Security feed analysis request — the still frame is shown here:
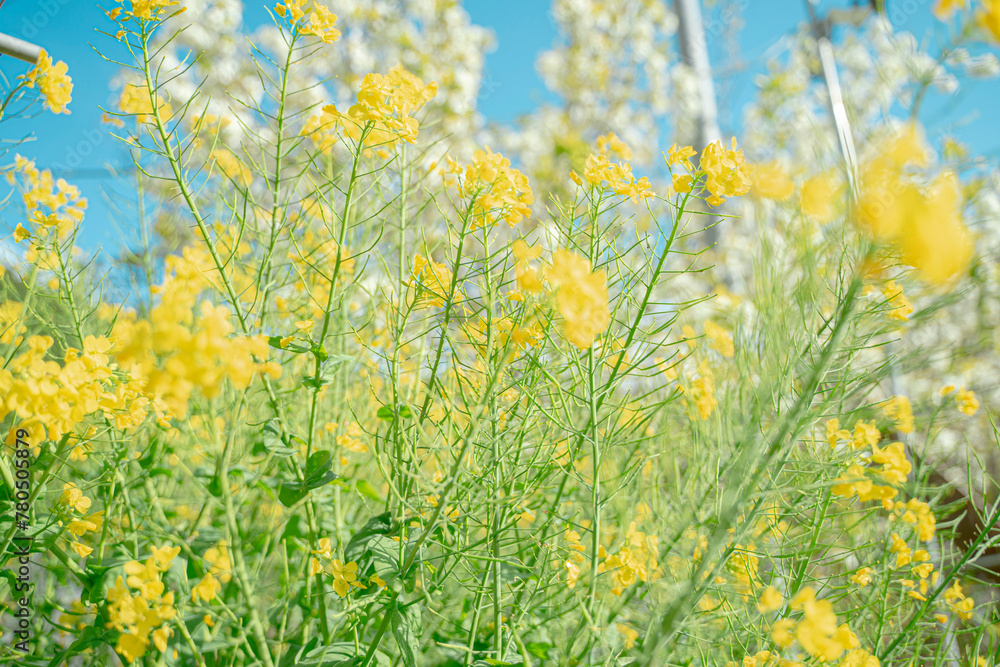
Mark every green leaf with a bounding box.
[33,446,56,470]
[304,451,337,490]
[301,375,325,390]
[376,404,414,421]
[279,641,390,667]
[356,479,382,502]
[281,514,307,541]
[302,359,346,390]
[81,558,132,605]
[367,534,400,583]
[391,603,422,667]
[269,335,308,353]
[261,420,298,458]
[47,626,108,667]
[306,451,331,475]
[196,638,240,652]
[278,482,308,507]
[261,419,284,449]
[525,643,551,660]
[344,512,393,562]
[163,555,189,591]
[290,643,355,666]
[323,353,356,367]
[277,451,338,506]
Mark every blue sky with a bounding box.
[1,0,998,255]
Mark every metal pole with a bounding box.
[805,2,860,201]
[0,32,42,64]
[674,0,722,154]
[805,3,959,665]
[674,0,723,245]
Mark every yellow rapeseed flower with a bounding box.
[955,388,979,415]
[752,160,794,201]
[329,559,364,597]
[699,137,752,206]
[857,126,971,285]
[23,49,73,115]
[119,0,180,20]
[547,249,610,349]
[976,0,1000,41]
[446,147,534,228]
[799,171,841,222]
[322,66,437,148]
[191,573,221,603]
[756,586,783,613]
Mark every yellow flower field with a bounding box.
[1,1,999,665]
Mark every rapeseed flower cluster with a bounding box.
[300,111,340,154]
[6,155,87,241]
[880,280,913,322]
[4,2,995,665]
[596,132,632,159]
[118,83,173,125]
[275,1,341,43]
[203,541,232,584]
[752,160,795,202]
[310,538,368,596]
[445,146,534,229]
[111,250,280,419]
[888,498,937,542]
[576,151,654,203]
[943,581,976,621]
[20,49,73,115]
[681,369,717,421]
[976,0,1000,41]
[323,66,437,148]
[191,572,222,603]
[943,385,981,415]
[598,522,661,596]
[666,138,752,207]
[831,440,911,507]
[211,148,252,187]
[511,239,544,298]
[114,0,180,21]
[880,394,914,433]
[699,137,753,207]
[58,483,104,557]
[725,544,761,597]
[856,125,972,285]
[0,300,25,345]
[562,529,587,589]
[779,587,863,662]
[799,171,842,222]
[0,335,150,444]
[411,253,460,308]
[106,545,181,663]
[546,248,610,349]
